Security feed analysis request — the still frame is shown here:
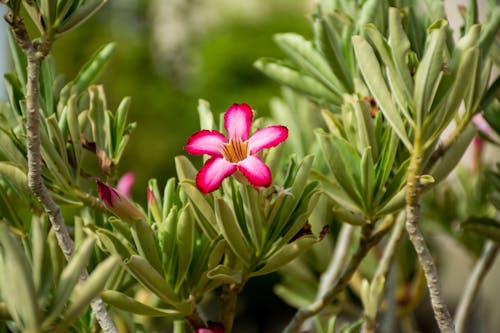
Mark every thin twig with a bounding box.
[302,224,355,331]
[454,241,499,333]
[221,283,241,333]
[5,12,117,333]
[405,134,454,333]
[362,213,406,333]
[283,223,390,333]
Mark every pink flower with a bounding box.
[117,171,135,198]
[185,103,288,193]
[97,179,146,223]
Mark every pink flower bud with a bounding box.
[117,171,136,198]
[97,179,146,223]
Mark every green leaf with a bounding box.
[207,265,243,284]
[430,123,476,183]
[180,182,218,239]
[0,224,40,332]
[251,236,317,277]
[56,0,110,36]
[478,7,500,59]
[130,219,163,275]
[198,99,214,130]
[72,42,116,94]
[275,33,347,94]
[461,217,500,243]
[0,162,29,195]
[175,156,198,182]
[316,130,360,204]
[413,25,446,128]
[316,15,353,92]
[175,207,194,290]
[101,290,182,317]
[352,36,411,149]
[254,58,342,107]
[360,147,374,212]
[66,95,82,178]
[388,8,414,94]
[125,255,179,305]
[215,198,251,264]
[95,228,134,259]
[45,237,97,327]
[56,256,119,333]
[424,47,480,145]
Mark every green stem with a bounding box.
[454,241,499,333]
[221,283,241,333]
[5,11,117,333]
[283,223,389,333]
[405,134,454,333]
[362,213,406,333]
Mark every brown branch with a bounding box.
[405,134,454,333]
[283,223,389,333]
[5,11,117,333]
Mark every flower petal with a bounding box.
[117,171,135,198]
[185,130,226,156]
[224,103,253,140]
[237,155,272,188]
[248,125,288,154]
[196,157,237,193]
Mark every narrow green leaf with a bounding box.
[179,182,218,239]
[317,15,353,92]
[275,33,347,93]
[125,255,179,305]
[425,47,480,146]
[352,36,411,149]
[56,0,109,36]
[413,26,446,128]
[254,58,342,107]
[95,228,134,259]
[478,7,500,59]
[162,178,177,220]
[316,130,360,204]
[101,290,182,317]
[388,8,414,93]
[215,198,251,264]
[66,95,82,178]
[207,265,243,284]
[360,147,374,212]
[45,237,97,326]
[0,162,29,195]
[0,224,40,332]
[72,42,116,94]
[251,236,317,277]
[175,156,198,182]
[198,99,214,130]
[461,217,500,243]
[430,123,476,183]
[364,24,414,122]
[130,219,163,275]
[175,207,194,290]
[56,256,119,333]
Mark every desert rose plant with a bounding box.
[0,0,498,333]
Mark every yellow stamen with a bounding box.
[221,138,248,163]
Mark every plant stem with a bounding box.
[283,223,389,333]
[405,134,454,333]
[301,224,354,331]
[454,241,499,333]
[362,214,406,333]
[5,12,117,333]
[221,283,241,333]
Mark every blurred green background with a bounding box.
[50,0,311,203]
